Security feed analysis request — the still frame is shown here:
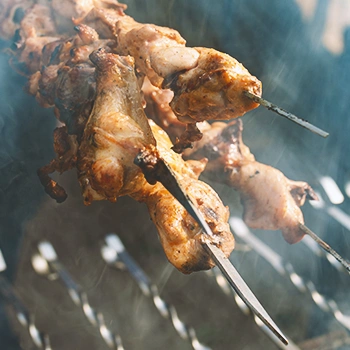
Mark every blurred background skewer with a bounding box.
[229,217,350,331]
[31,242,124,350]
[101,234,211,350]
[0,249,51,350]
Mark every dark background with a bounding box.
[1,0,350,349]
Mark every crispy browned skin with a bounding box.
[37,126,78,203]
[134,122,234,274]
[77,49,156,204]
[76,50,234,273]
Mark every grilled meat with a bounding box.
[185,119,318,244]
[77,49,234,273]
[1,0,314,269]
[142,81,318,243]
[77,49,156,204]
[5,0,262,151]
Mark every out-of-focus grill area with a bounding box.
[1,0,350,349]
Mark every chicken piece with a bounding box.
[134,122,235,274]
[169,48,261,123]
[76,4,262,150]
[76,49,234,273]
[115,16,198,87]
[77,49,156,204]
[184,119,318,244]
[233,162,317,243]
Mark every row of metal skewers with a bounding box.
[1,195,349,350]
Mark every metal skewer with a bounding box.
[244,91,329,138]
[229,217,350,331]
[207,268,301,350]
[134,153,289,346]
[299,223,350,273]
[31,242,124,350]
[101,234,211,350]
[0,249,52,350]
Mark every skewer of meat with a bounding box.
[0,1,340,344]
[77,48,235,274]
[0,1,235,273]
[142,79,315,243]
[69,49,285,340]
[5,0,323,155]
[0,0,339,268]
[142,80,350,271]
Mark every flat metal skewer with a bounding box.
[299,223,350,273]
[134,153,289,346]
[244,91,329,138]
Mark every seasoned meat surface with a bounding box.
[185,119,318,243]
[76,49,234,273]
[135,122,235,273]
[77,49,155,204]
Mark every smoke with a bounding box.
[0,1,350,349]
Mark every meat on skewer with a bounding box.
[143,80,318,244]
[0,0,333,266]
[185,119,318,244]
[77,1,262,151]
[77,49,235,273]
[4,0,262,152]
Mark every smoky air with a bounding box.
[0,1,350,349]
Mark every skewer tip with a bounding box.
[299,223,350,274]
[244,91,329,138]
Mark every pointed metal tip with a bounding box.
[244,91,329,138]
[300,223,350,273]
[204,242,289,346]
[135,154,289,346]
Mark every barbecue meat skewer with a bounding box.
[185,120,318,244]
[0,0,337,265]
[2,3,236,274]
[144,83,350,271]
[77,49,235,273]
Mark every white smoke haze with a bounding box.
[0,0,350,349]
